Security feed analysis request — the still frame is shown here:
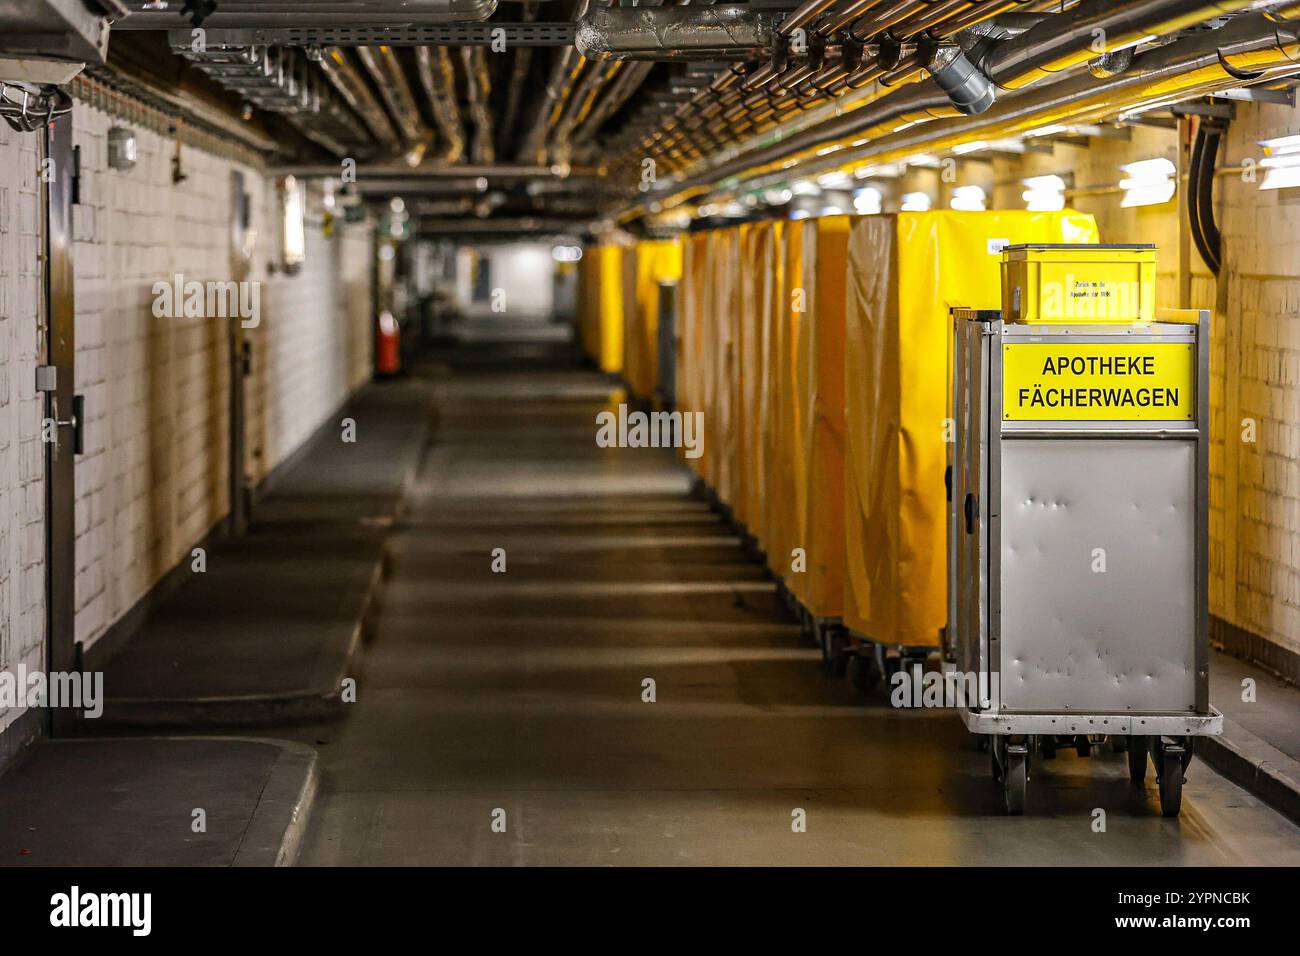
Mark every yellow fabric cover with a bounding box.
[624,239,683,401]
[843,209,1099,647]
[791,215,851,617]
[757,221,785,555]
[679,233,710,475]
[577,245,626,374]
[771,220,804,578]
[735,223,761,529]
[715,228,742,507]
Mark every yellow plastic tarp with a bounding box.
[624,239,683,401]
[843,210,1099,647]
[711,228,741,508]
[735,223,762,529]
[791,215,851,618]
[678,232,710,476]
[577,245,626,374]
[757,220,785,555]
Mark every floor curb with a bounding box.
[1200,717,1300,825]
[94,388,435,729]
[231,739,320,867]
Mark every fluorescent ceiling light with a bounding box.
[816,171,853,189]
[949,184,987,211]
[900,191,932,212]
[853,186,882,215]
[1119,157,1176,207]
[1259,133,1300,191]
[1022,174,1067,211]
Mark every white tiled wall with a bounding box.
[0,99,375,744]
[0,123,47,740]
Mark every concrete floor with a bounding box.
[293,346,1300,866]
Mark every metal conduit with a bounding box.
[415,45,465,163]
[461,46,496,164]
[318,47,400,149]
[656,12,1300,209]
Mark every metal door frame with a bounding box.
[42,110,78,736]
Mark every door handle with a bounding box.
[51,395,84,457]
[963,492,978,535]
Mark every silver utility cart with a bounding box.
[950,290,1221,816]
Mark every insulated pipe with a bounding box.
[415,45,465,163]
[355,45,431,151]
[318,47,399,148]
[980,0,1261,89]
[575,5,777,60]
[517,0,591,163]
[573,60,656,148]
[779,0,843,36]
[550,59,625,164]
[461,46,495,164]
[659,13,1300,207]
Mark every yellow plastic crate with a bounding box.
[1001,243,1156,324]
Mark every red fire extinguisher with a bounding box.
[377,310,401,375]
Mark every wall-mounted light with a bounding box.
[1022,174,1067,211]
[853,186,882,215]
[900,191,932,212]
[107,126,137,171]
[552,245,583,263]
[950,185,987,211]
[280,175,306,274]
[1118,157,1176,207]
[1259,133,1300,191]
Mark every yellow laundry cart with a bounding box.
[578,244,626,375]
[840,210,1099,680]
[788,216,852,668]
[624,239,683,403]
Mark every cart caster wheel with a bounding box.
[849,653,881,693]
[976,734,990,753]
[820,627,848,678]
[990,747,1002,782]
[1154,739,1186,817]
[1110,735,1129,754]
[1040,737,1057,760]
[1127,736,1149,785]
[1075,736,1092,758]
[1003,749,1027,815]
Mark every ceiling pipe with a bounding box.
[632,0,1288,184]
[415,45,465,163]
[575,5,777,60]
[318,47,400,148]
[980,0,1262,89]
[355,45,434,163]
[549,58,625,165]
[655,11,1300,210]
[497,1,541,159]
[517,0,592,163]
[461,46,495,164]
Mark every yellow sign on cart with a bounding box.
[1002,342,1195,421]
